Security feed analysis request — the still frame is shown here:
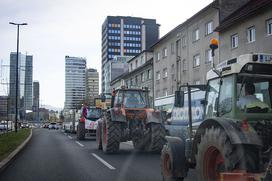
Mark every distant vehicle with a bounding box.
[48,122,58,129]
[63,121,78,133]
[21,123,30,128]
[0,121,12,131]
[77,107,102,140]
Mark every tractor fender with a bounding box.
[145,110,164,124]
[108,108,126,122]
[192,118,262,162]
[164,136,188,178]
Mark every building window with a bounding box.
[162,47,167,58]
[231,34,238,49]
[171,43,175,54]
[141,56,144,65]
[135,76,138,85]
[163,88,168,96]
[163,68,168,78]
[156,71,161,80]
[205,21,213,35]
[147,69,151,80]
[135,60,138,68]
[182,59,187,71]
[193,54,200,67]
[141,73,145,82]
[205,49,212,63]
[156,52,161,61]
[182,36,186,48]
[193,28,200,42]
[195,80,201,85]
[155,90,160,98]
[247,26,256,43]
[267,19,272,35]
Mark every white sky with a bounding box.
[0,0,213,108]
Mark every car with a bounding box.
[21,123,30,128]
[48,122,59,129]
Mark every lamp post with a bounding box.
[9,22,27,133]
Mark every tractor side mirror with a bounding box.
[174,91,184,107]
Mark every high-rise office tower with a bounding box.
[65,56,86,110]
[86,68,99,105]
[9,52,33,119]
[33,81,39,122]
[24,55,33,110]
[101,16,160,93]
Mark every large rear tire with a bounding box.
[196,127,260,181]
[161,138,186,181]
[146,123,166,152]
[101,113,121,153]
[77,121,85,140]
[96,121,102,150]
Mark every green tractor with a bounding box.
[161,40,272,180]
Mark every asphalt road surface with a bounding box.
[0,128,196,181]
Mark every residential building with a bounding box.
[24,55,33,110]
[152,1,219,111]
[86,68,99,105]
[103,56,133,93]
[111,50,154,105]
[101,16,160,93]
[216,0,272,61]
[64,56,86,110]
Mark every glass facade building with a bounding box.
[101,16,159,93]
[64,56,86,110]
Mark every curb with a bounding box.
[0,129,33,173]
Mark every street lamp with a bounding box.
[9,22,28,133]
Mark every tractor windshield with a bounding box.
[87,108,102,119]
[123,90,149,108]
[237,74,272,112]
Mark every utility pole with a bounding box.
[9,22,28,133]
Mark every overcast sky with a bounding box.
[0,0,213,108]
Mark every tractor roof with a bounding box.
[207,53,272,80]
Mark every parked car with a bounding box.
[21,123,30,128]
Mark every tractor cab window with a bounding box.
[205,78,220,117]
[123,90,148,108]
[218,76,233,116]
[87,108,102,119]
[114,91,123,107]
[237,75,272,112]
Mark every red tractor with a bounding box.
[96,87,166,153]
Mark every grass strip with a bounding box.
[0,129,31,162]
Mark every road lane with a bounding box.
[0,128,197,181]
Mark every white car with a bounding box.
[48,122,59,129]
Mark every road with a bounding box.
[0,128,196,181]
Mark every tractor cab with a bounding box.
[205,54,272,120]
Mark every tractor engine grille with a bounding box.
[125,110,147,121]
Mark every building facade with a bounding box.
[24,55,33,110]
[0,96,8,120]
[65,56,86,110]
[33,81,39,122]
[86,68,99,105]
[152,1,219,111]
[9,52,33,119]
[111,51,154,105]
[103,56,133,93]
[101,16,160,93]
[216,0,272,61]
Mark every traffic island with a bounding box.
[0,128,32,172]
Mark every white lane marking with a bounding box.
[75,141,84,147]
[91,153,116,170]
[68,135,73,139]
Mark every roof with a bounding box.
[127,50,153,63]
[150,1,217,49]
[215,0,272,32]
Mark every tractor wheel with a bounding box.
[96,121,102,150]
[196,127,260,181]
[161,141,185,181]
[101,113,121,153]
[77,121,85,140]
[146,123,166,152]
